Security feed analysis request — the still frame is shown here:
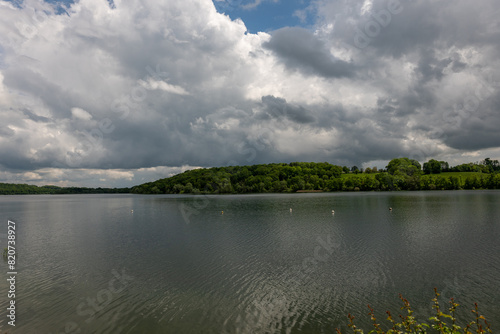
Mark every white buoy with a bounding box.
[131,210,134,213]
[389,207,392,211]
[289,208,292,213]
[332,210,335,214]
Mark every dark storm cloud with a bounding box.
[258,95,316,124]
[334,0,500,156]
[264,27,356,78]
[445,130,500,151]
[0,144,36,170]
[415,51,453,83]
[327,0,497,58]
[440,93,500,150]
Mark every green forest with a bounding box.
[131,157,500,194]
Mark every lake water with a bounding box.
[0,191,499,333]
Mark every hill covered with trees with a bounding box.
[131,158,500,194]
[132,162,343,194]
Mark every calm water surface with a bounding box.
[0,191,499,333]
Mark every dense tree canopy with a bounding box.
[131,159,500,194]
[482,158,500,172]
[387,158,422,176]
[423,159,450,174]
[423,159,441,174]
[131,162,344,194]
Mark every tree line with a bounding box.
[2,157,498,195]
[131,158,500,194]
[0,183,130,195]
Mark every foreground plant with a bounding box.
[336,288,492,334]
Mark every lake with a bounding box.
[0,191,499,333]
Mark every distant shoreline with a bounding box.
[0,183,130,195]
[295,190,324,193]
[2,159,499,195]
[2,188,500,196]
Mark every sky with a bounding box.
[0,0,499,188]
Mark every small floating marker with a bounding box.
[332,210,335,214]
[389,207,392,211]
[289,208,292,213]
[221,210,224,215]
[131,209,134,213]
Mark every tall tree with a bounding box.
[387,158,422,176]
[423,159,442,174]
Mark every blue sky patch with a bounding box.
[5,0,114,13]
[212,0,314,33]
[5,0,312,32]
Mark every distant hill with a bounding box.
[131,162,344,194]
[0,183,130,195]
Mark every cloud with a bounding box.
[139,78,190,96]
[258,95,316,124]
[214,0,279,11]
[0,165,202,188]
[241,0,263,10]
[0,0,499,187]
[71,107,93,120]
[264,27,356,78]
